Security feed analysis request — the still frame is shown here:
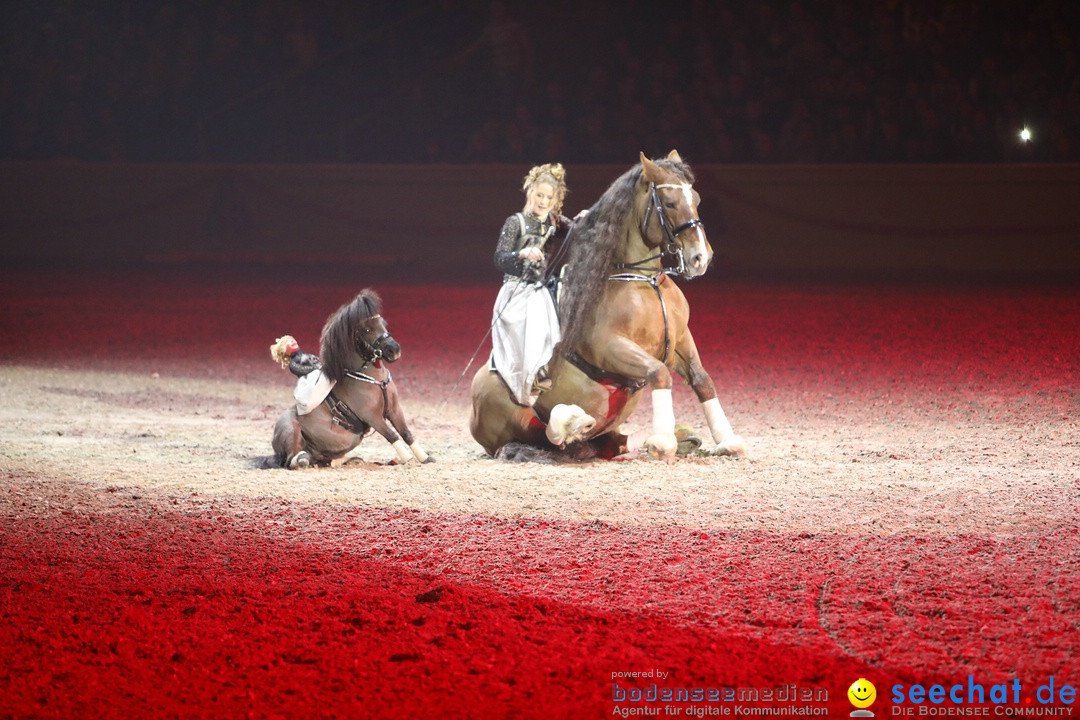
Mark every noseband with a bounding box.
[637,182,705,278]
[355,315,392,362]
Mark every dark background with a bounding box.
[1,0,1078,281]
[3,0,1078,164]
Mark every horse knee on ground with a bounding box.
[546,404,596,447]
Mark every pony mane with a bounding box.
[555,156,695,362]
[319,289,382,383]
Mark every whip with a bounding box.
[438,221,575,412]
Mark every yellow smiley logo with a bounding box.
[848,678,877,708]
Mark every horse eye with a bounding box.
[665,202,676,209]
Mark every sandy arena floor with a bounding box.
[1,268,1077,718]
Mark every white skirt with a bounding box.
[491,280,560,406]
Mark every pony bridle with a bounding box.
[356,315,392,362]
[640,182,705,277]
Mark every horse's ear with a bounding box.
[667,149,683,163]
[640,152,662,183]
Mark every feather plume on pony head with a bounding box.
[271,335,299,369]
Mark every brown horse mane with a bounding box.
[319,289,382,383]
[554,155,695,362]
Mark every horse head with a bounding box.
[320,289,401,382]
[355,313,401,364]
[638,150,713,278]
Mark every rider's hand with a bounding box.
[519,247,544,263]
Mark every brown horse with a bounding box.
[271,289,431,469]
[470,151,746,462]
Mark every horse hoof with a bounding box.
[646,433,678,462]
[715,436,748,458]
[422,456,436,463]
[546,404,596,447]
[288,451,311,469]
[674,423,702,456]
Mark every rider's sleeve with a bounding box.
[494,215,526,277]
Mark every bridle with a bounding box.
[636,182,705,278]
[347,314,394,390]
[354,315,392,363]
[606,181,705,366]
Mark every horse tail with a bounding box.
[494,441,600,464]
[252,454,283,469]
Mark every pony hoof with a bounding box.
[288,451,311,470]
[715,436,748,458]
[422,456,436,463]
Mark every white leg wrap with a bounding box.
[703,397,735,443]
[625,428,649,453]
[391,438,412,464]
[652,389,675,436]
[409,442,429,463]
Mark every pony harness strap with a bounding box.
[345,366,394,419]
[323,367,392,435]
[323,391,370,435]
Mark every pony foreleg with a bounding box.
[389,438,413,464]
[380,390,429,464]
[387,433,430,464]
[272,408,312,469]
[383,391,433,463]
[331,443,365,467]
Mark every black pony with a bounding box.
[271,289,432,468]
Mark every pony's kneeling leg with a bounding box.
[288,451,312,469]
[389,438,413,464]
[409,442,434,463]
[703,397,747,457]
[331,445,365,467]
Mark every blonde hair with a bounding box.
[522,162,567,216]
